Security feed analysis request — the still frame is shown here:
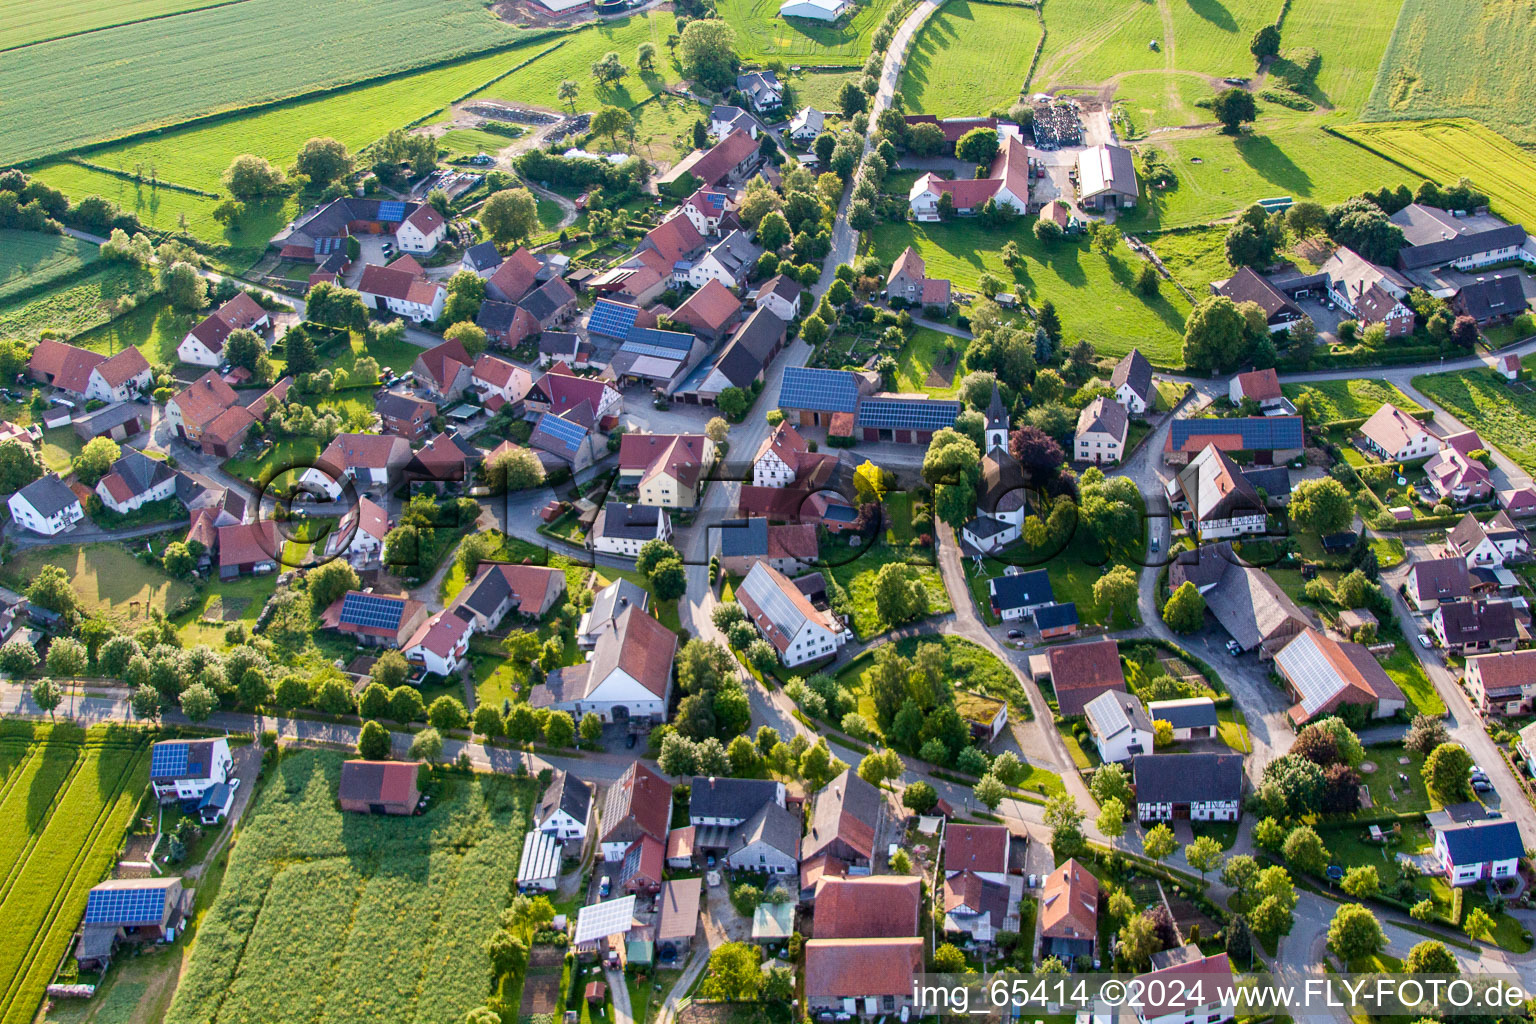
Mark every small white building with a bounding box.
[1433,817,1524,887]
[787,106,825,143]
[1075,396,1128,465]
[686,230,760,291]
[8,475,84,536]
[779,0,849,18]
[1146,697,1218,741]
[1360,402,1439,462]
[517,829,563,892]
[149,738,233,802]
[589,503,672,559]
[177,293,272,368]
[95,450,178,515]
[737,562,846,667]
[357,263,446,323]
[1110,349,1154,414]
[536,770,593,843]
[532,604,677,724]
[402,610,473,678]
[1083,691,1154,763]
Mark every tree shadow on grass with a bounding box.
[1183,0,1237,34]
[1103,251,1189,336]
[1233,132,1313,196]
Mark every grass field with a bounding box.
[0,231,99,304]
[1279,379,1422,424]
[0,264,155,342]
[437,128,514,159]
[717,0,898,65]
[1413,359,1536,477]
[468,14,682,112]
[1277,0,1404,113]
[72,296,201,365]
[1365,0,1536,145]
[166,749,536,1024]
[790,69,861,113]
[898,1,1042,116]
[893,326,966,397]
[0,723,151,1024]
[0,0,529,165]
[825,546,950,639]
[1145,226,1230,294]
[1335,119,1536,231]
[0,545,194,629]
[868,219,1192,365]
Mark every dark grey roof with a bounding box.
[732,799,799,858]
[691,776,780,821]
[1034,602,1078,630]
[759,273,802,301]
[586,578,648,634]
[1437,600,1519,646]
[804,768,880,860]
[539,331,582,355]
[712,307,785,388]
[1215,268,1303,324]
[463,241,503,273]
[1147,697,1218,730]
[76,402,146,435]
[1111,349,1153,401]
[476,300,523,333]
[989,569,1053,611]
[712,104,747,122]
[1437,818,1524,864]
[1455,275,1527,321]
[985,381,1007,430]
[376,391,434,420]
[522,277,576,321]
[1390,204,1528,270]
[16,475,79,517]
[1133,753,1242,804]
[596,503,664,541]
[1239,465,1291,500]
[1411,556,1472,602]
[703,230,761,278]
[1170,542,1238,592]
[718,517,770,557]
[111,450,174,496]
[459,564,512,617]
[539,769,593,826]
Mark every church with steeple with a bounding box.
[962,382,1029,554]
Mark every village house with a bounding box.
[804,875,923,1016]
[1432,599,1522,654]
[218,520,278,579]
[304,433,413,498]
[536,769,593,843]
[1039,858,1099,963]
[1274,628,1407,725]
[475,301,539,348]
[1360,402,1439,462]
[407,431,481,485]
[1038,638,1127,717]
[338,759,422,815]
[357,260,445,322]
[659,128,763,190]
[460,240,503,278]
[75,878,188,970]
[737,561,847,666]
[988,569,1055,622]
[528,409,602,474]
[735,70,783,111]
[1075,395,1128,465]
[403,608,473,677]
[617,833,666,895]
[597,761,673,862]
[1133,949,1236,1024]
[1076,143,1139,209]
[753,273,803,321]
[411,338,475,402]
[395,204,447,253]
[485,248,543,304]
[578,580,648,649]
[678,187,735,235]
[1110,349,1154,413]
[1216,270,1305,334]
[1228,367,1288,410]
[1407,556,1474,609]
[1447,510,1529,567]
[787,105,825,142]
[803,769,881,869]
[28,339,153,404]
[1134,753,1243,822]
[907,135,1031,220]
[1425,430,1494,504]
[526,364,622,425]
[537,332,595,370]
[589,503,672,558]
[1147,696,1218,741]
[149,738,233,801]
[450,562,567,630]
[1323,248,1414,336]
[1084,691,1155,763]
[709,105,757,138]
[885,246,952,311]
[686,229,761,291]
[374,391,436,441]
[320,496,389,569]
[8,475,84,536]
[943,868,1014,944]
[95,450,178,514]
[1391,203,1528,276]
[178,292,272,366]
[752,421,836,488]
[1452,274,1527,324]
[1431,816,1524,887]
[670,280,743,342]
[713,517,818,576]
[533,603,677,724]
[1465,649,1536,715]
[618,433,716,508]
[1172,444,1268,540]
[323,590,429,649]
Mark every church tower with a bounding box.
[985,381,1009,452]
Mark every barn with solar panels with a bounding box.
[149,737,232,802]
[854,394,961,444]
[76,877,188,968]
[777,366,868,429]
[322,590,430,649]
[587,298,644,340]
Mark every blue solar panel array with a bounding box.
[377,200,407,223]
[535,413,587,455]
[855,396,961,431]
[626,327,694,352]
[85,885,168,925]
[588,299,640,339]
[339,591,406,630]
[150,742,189,779]
[778,367,860,413]
[1169,415,1303,451]
[314,237,344,255]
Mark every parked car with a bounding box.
[625,733,636,749]
[1473,779,1494,793]
[1006,629,1023,639]
[599,875,611,897]
[1417,634,1433,648]
[1226,640,1243,656]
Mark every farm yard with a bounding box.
[1364,0,1536,146]
[165,750,537,1024]
[0,723,151,1024]
[897,1,1042,117]
[868,219,1192,366]
[717,0,898,65]
[0,0,530,165]
[1413,358,1536,478]
[0,231,99,304]
[1334,119,1536,230]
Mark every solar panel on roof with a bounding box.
[85,885,167,925]
[377,201,407,222]
[626,327,694,352]
[855,396,961,431]
[1170,416,1303,450]
[536,413,587,453]
[778,366,859,413]
[574,895,638,943]
[150,742,190,778]
[588,300,640,339]
[620,342,689,361]
[339,591,406,631]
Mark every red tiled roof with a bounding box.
[96,347,150,388]
[474,353,519,389]
[890,246,924,282]
[487,247,542,302]
[172,371,241,430]
[202,406,257,447]
[1135,952,1233,1016]
[318,432,410,472]
[1040,857,1098,941]
[672,279,742,333]
[643,213,706,265]
[619,433,709,490]
[1045,638,1127,716]
[804,938,923,999]
[404,204,444,236]
[688,129,758,186]
[812,876,921,938]
[99,472,134,504]
[415,338,471,391]
[767,523,818,561]
[1234,368,1282,401]
[218,520,277,568]
[404,608,472,658]
[534,368,615,417]
[944,823,1009,875]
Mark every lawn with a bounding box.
[0,230,98,303]
[0,723,151,1024]
[867,220,1193,366]
[0,544,195,628]
[0,0,531,166]
[893,326,966,397]
[1413,362,1536,477]
[1365,0,1536,146]
[1336,119,1536,230]
[717,0,899,65]
[39,427,82,475]
[1378,628,1445,716]
[1358,743,1432,816]
[0,263,155,342]
[836,633,1031,717]
[172,574,279,649]
[1279,379,1422,425]
[437,128,514,159]
[790,70,861,113]
[826,545,950,639]
[898,1,1043,117]
[72,296,201,365]
[1146,226,1232,295]
[165,749,538,1024]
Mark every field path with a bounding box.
[1032,1,1144,89]
[1154,0,1187,121]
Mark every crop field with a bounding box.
[1413,360,1536,477]
[0,231,98,304]
[0,0,530,165]
[717,0,898,65]
[898,1,1042,116]
[0,0,240,50]
[0,264,156,342]
[166,750,536,1024]
[1365,0,1536,145]
[1279,380,1422,425]
[868,219,1192,365]
[1334,119,1536,231]
[0,723,151,1024]
[1118,126,1410,231]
